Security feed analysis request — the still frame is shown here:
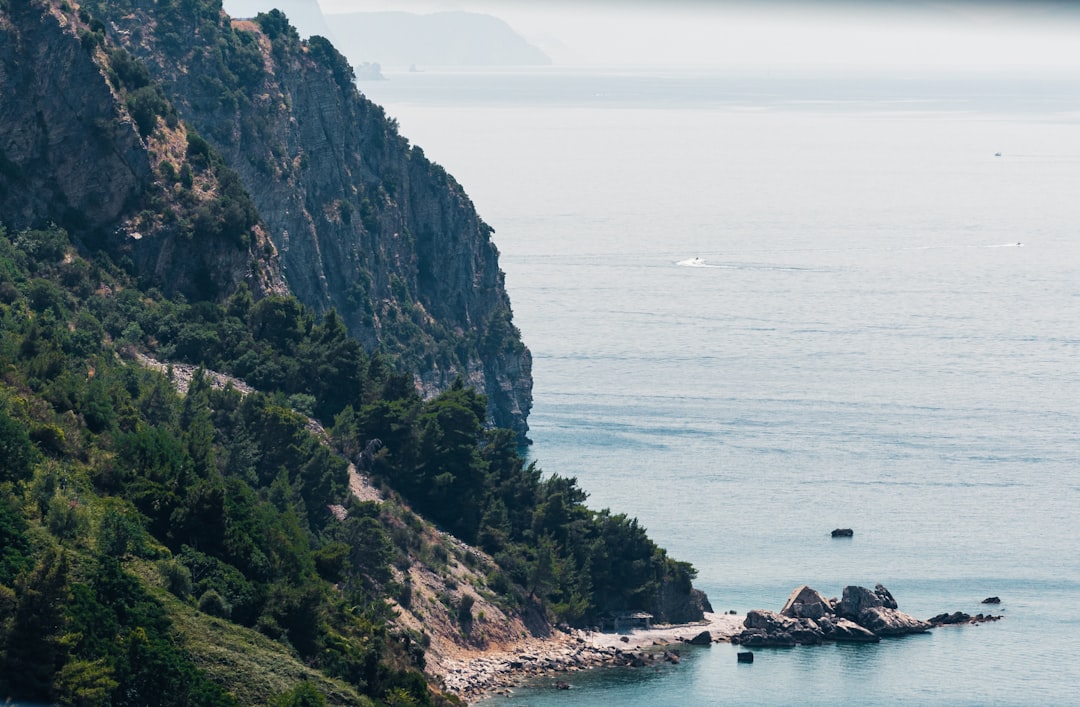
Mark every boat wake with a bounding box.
[676,257,708,267]
[676,257,822,273]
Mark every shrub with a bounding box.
[198,589,231,618]
[158,558,193,598]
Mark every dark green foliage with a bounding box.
[108,47,151,90]
[178,545,262,626]
[0,405,38,483]
[186,129,213,167]
[0,494,33,586]
[339,382,698,625]
[126,84,172,137]
[63,557,238,706]
[4,548,71,698]
[0,212,698,705]
[306,35,355,89]
[255,9,299,45]
[271,681,327,707]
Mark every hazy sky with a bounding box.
[317,1,1080,72]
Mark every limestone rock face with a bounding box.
[6,1,533,436]
[89,6,533,437]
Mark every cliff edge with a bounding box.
[1,0,532,437]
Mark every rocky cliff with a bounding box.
[0,0,284,300]
[1,0,532,436]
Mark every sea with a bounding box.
[357,67,1080,706]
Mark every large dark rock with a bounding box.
[981,596,1002,605]
[831,528,854,537]
[736,610,822,647]
[874,584,899,610]
[928,611,1003,627]
[838,585,884,619]
[686,631,712,646]
[839,585,926,636]
[856,607,930,636]
[734,629,796,648]
[822,617,880,643]
[744,583,933,646]
[928,611,970,626]
[744,609,797,633]
[781,585,832,620]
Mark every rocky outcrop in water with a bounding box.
[928,611,1003,627]
[733,583,931,647]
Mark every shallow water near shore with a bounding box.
[359,68,1080,705]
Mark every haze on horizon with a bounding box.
[317,0,1080,73]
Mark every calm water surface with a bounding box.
[359,68,1080,705]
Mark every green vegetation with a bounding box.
[0,224,437,705]
[0,220,699,703]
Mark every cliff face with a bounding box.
[1,0,532,436]
[79,2,532,437]
[0,0,284,300]
[0,2,148,232]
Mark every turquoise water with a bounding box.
[359,69,1080,705]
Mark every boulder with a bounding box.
[789,625,824,645]
[687,631,712,646]
[874,584,899,610]
[831,528,854,537]
[857,607,930,636]
[744,609,797,633]
[838,585,884,620]
[981,596,1002,605]
[828,617,881,643]
[737,652,754,663]
[739,611,822,646]
[781,585,833,620]
[735,630,796,648]
[928,611,970,626]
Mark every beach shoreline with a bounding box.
[438,612,745,703]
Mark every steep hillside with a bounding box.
[71,0,533,438]
[0,222,708,705]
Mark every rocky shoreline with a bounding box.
[438,587,1004,703]
[438,612,743,702]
